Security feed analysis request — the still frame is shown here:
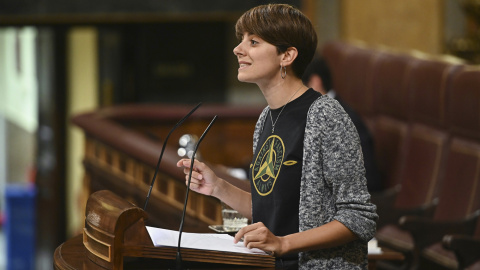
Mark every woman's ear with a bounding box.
[281,47,299,67]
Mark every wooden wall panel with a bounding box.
[341,0,444,54]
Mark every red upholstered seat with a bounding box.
[398,67,480,269]
[321,40,355,99]
[339,46,379,117]
[404,137,480,269]
[375,123,449,253]
[447,66,480,140]
[372,52,416,120]
[374,57,464,269]
[320,42,480,269]
[369,52,416,190]
[443,227,480,270]
[371,116,408,190]
[423,242,458,269]
[408,57,463,128]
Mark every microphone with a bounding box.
[143,102,202,211]
[176,115,218,270]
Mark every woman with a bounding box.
[177,4,378,269]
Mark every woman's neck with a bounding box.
[259,78,307,109]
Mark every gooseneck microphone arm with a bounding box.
[176,115,218,270]
[143,102,202,211]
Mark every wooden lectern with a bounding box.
[81,190,275,269]
[55,189,404,269]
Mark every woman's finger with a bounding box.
[187,181,200,190]
[176,158,191,167]
[234,222,263,243]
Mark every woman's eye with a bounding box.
[250,39,259,45]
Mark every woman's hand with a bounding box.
[176,159,220,197]
[233,222,287,257]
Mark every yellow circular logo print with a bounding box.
[252,135,285,196]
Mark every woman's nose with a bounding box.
[233,43,243,56]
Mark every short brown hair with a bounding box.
[235,4,318,78]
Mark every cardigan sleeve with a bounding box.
[306,97,378,242]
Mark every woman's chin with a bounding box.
[237,75,255,83]
[237,76,248,83]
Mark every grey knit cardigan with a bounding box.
[252,95,378,269]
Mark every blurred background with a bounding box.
[0,0,477,269]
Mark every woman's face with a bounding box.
[233,32,282,86]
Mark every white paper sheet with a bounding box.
[368,238,382,254]
[147,226,382,256]
[146,226,267,255]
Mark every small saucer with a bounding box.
[208,225,241,233]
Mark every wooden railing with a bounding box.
[73,103,263,232]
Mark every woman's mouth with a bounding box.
[238,62,250,70]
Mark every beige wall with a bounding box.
[67,27,99,236]
[341,0,444,54]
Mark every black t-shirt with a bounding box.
[249,88,320,262]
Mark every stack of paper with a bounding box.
[146,226,267,255]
